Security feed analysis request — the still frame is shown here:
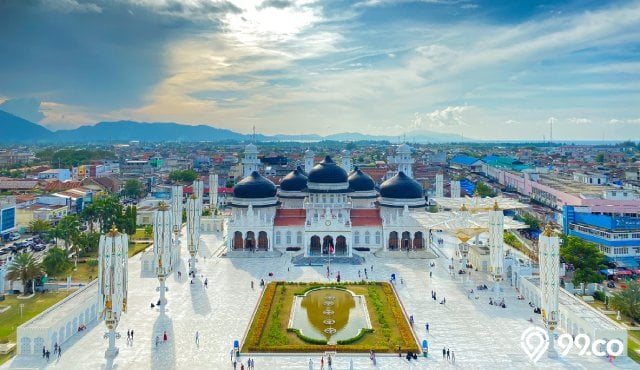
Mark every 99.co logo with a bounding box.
[557,333,624,357]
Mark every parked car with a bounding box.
[0,248,10,255]
[607,281,615,288]
[31,243,46,252]
[8,234,20,241]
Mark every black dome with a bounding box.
[280,167,307,191]
[233,171,277,198]
[348,167,375,191]
[380,171,423,199]
[308,156,348,183]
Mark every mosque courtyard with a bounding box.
[2,230,635,370]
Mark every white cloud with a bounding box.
[412,106,472,129]
[505,119,519,125]
[42,0,102,13]
[610,118,640,125]
[568,117,591,125]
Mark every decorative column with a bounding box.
[435,173,444,198]
[488,202,505,291]
[98,225,128,358]
[341,150,352,173]
[171,185,183,263]
[539,224,560,358]
[187,194,201,273]
[193,180,204,213]
[451,180,461,198]
[209,173,218,211]
[154,202,173,306]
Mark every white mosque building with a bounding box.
[226,145,428,257]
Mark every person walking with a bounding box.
[447,348,450,361]
[127,329,131,343]
[233,360,237,370]
[320,356,324,370]
[409,315,414,328]
[204,278,208,288]
[163,331,168,342]
[155,336,159,348]
[442,347,446,359]
[230,349,234,361]
[131,329,134,341]
[195,330,199,345]
[425,322,429,333]
[58,346,61,358]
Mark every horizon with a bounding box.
[1,1,639,141]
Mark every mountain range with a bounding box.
[0,109,463,144]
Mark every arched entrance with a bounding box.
[336,235,347,256]
[413,231,424,249]
[233,231,243,250]
[388,231,398,250]
[322,235,334,255]
[401,231,411,250]
[245,231,255,251]
[258,231,268,251]
[310,235,321,256]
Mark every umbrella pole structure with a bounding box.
[154,201,173,306]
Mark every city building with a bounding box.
[37,169,71,182]
[0,196,17,238]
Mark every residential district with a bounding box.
[1,140,640,369]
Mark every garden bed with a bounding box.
[241,281,419,354]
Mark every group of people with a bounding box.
[155,330,168,348]
[42,344,62,361]
[233,358,255,370]
[489,297,507,308]
[442,347,456,363]
[126,329,135,344]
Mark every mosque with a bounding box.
[226,144,430,258]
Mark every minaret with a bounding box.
[396,143,414,178]
[435,173,444,197]
[187,193,201,273]
[98,225,128,358]
[539,224,560,358]
[341,150,352,173]
[304,149,315,174]
[153,202,173,307]
[451,180,461,198]
[209,173,218,211]
[243,143,260,177]
[488,201,505,291]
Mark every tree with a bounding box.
[73,232,101,257]
[595,153,605,164]
[560,236,605,292]
[90,195,124,233]
[474,181,496,197]
[123,179,144,199]
[42,247,72,279]
[169,169,197,183]
[610,282,640,324]
[29,219,51,234]
[54,215,81,251]
[144,225,153,239]
[521,212,541,231]
[6,252,43,296]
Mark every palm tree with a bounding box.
[54,215,80,251]
[42,247,72,279]
[29,219,52,234]
[6,252,44,296]
[610,281,640,325]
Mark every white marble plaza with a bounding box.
[3,229,636,369]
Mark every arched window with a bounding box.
[297,231,303,244]
[354,231,360,245]
[365,231,371,244]
[275,231,281,245]
[286,231,292,245]
[375,231,381,245]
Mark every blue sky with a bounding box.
[0,0,639,141]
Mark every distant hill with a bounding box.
[0,110,53,142]
[0,109,465,144]
[52,120,248,142]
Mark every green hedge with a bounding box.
[287,328,328,345]
[337,328,374,345]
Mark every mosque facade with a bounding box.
[226,145,427,257]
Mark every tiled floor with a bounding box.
[3,230,635,369]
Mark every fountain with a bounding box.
[289,288,372,344]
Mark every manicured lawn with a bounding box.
[129,242,151,257]
[0,291,75,365]
[242,281,419,354]
[628,338,640,364]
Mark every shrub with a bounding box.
[593,290,605,302]
[337,328,374,345]
[288,328,328,345]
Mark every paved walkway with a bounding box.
[2,230,636,369]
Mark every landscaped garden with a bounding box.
[242,281,419,354]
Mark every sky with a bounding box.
[0,0,639,141]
